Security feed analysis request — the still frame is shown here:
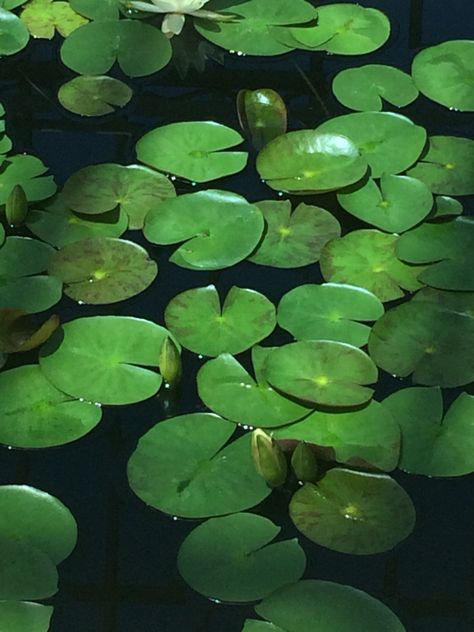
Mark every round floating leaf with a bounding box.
[0,7,29,55]
[273,400,400,472]
[0,485,77,564]
[197,346,311,428]
[237,88,288,151]
[58,75,132,116]
[69,0,120,21]
[290,468,415,554]
[407,135,474,196]
[0,364,102,448]
[63,163,175,230]
[39,316,174,404]
[0,309,59,353]
[332,64,418,111]
[432,195,463,219]
[337,174,433,233]
[383,387,474,477]
[256,131,368,193]
[127,413,271,518]
[263,340,378,407]
[144,190,263,270]
[165,285,276,357]
[248,200,341,268]
[20,0,88,39]
[242,621,285,632]
[60,19,172,77]
[0,539,58,600]
[412,40,474,111]
[319,230,426,302]
[255,579,406,632]
[136,121,247,183]
[48,237,157,304]
[317,112,426,178]
[0,236,55,279]
[277,283,384,348]
[178,513,306,602]
[0,155,56,203]
[0,601,53,632]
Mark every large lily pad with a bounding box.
[20,0,87,39]
[248,200,341,268]
[58,75,132,117]
[197,346,311,428]
[316,112,427,178]
[0,7,29,55]
[47,237,158,304]
[178,513,306,602]
[289,468,415,554]
[143,190,263,270]
[69,0,120,20]
[39,316,174,404]
[256,131,368,193]
[127,413,271,518]
[337,174,433,233]
[0,154,56,203]
[0,539,58,600]
[383,387,474,477]
[136,122,248,183]
[0,364,102,448]
[262,340,378,407]
[165,285,275,356]
[0,602,53,632]
[277,283,384,347]
[412,40,474,111]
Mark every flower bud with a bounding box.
[159,336,182,388]
[5,185,28,227]
[291,441,319,483]
[251,428,287,487]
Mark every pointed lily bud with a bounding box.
[291,441,319,483]
[5,185,28,227]
[251,428,287,487]
[159,335,182,387]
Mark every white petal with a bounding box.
[162,13,186,36]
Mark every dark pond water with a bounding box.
[1,0,474,630]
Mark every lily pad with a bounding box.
[319,230,426,302]
[136,121,248,183]
[69,0,120,21]
[256,131,368,193]
[0,154,56,203]
[289,468,415,554]
[20,0,88,39]
[332,64,419,111]
[58,75,132,117]
[383,387,474,477]
[0,602,53,632]
[237,88,287,150]
[0,364,102,448]
[39,316,174,404]
[197,346,311,428]
[0,539,58,600]
[63,163,175,230]
[262,340,378,407]
[47,237,158,304]
[0,309,59,353]
[317,112,427,178]
[412,40,474,111]
[165,285,276,357]
[248,200,341,268]
[431,195,463,218]
[0,7,29,55]
[407,135,474,195]
[127,413,271,518]
[177,513,306,602]
[242,622,285,632]
[144,190,263,270]
[277,283,384,347]
[337,174,433,233]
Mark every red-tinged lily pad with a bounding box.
[0,309,59,353]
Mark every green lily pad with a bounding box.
[248,200,341,268]
[396,216,474,290]
[317,112,427,178]
[0,602,53,632]
[262,340,378,407]
[0,7,29,55]
[69,0,120,21]
[0,539,58,600]
[431,195,463,218]
[319,230,426,302]
[60,19,172,77]
[256,131,368,193]
[407,135,474,196]
[0,236,54,278]
[242,622,285,632]
[20,0,88,39]
[177,513,306,602]
[237,88,287,151]
[127,413,271,518]
[332,64,419,111]
[273,400,400,472]
[412,40,474,111]
[165,285,276,357]
[63,163,175,230]
[0,309,59,353]
[255,580,406,631]
[0,155,56,203]
[144,190,263,270]
[58,75,132,117]
[337,174,433,233]
[136,122,247,183]
[289,468,415,554]
[39,316,174,404]
[47,237,158,304]
[0,364,102,448]
[197,346,311,428]
[383,387,474,477]
[277,283,384,347]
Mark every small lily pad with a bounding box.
[178,513,306,602]
[0,154,56,204]
[20,0,88,39]
[0,601,53,632]
[289,468,415,554]
[0,7,29,56]
[58,75,132,117]
[0,539,58,600]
